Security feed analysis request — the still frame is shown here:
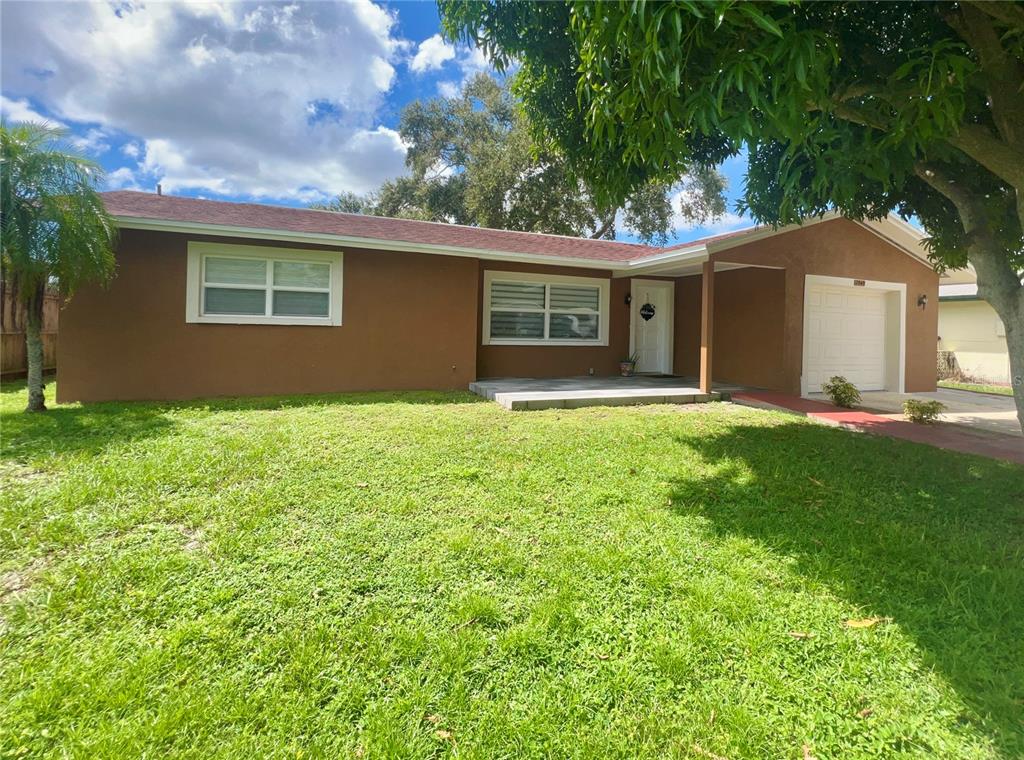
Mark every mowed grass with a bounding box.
[938,380,1015,397]
[1,381,1022,759]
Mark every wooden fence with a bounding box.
[1,290,59,376]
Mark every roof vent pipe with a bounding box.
[156,184,162,196]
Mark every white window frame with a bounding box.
[186,242,343,326]
[482,270,610,346]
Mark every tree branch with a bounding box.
[914,163,977,221]
[945,3,1024,151]
[591,212,616,239]
[965,0,1024,31]
[915,161,1022,309]
[945,124,1024,190]
[806,99,890,132]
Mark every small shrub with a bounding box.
[822,376,861,408]
[904,399,945,424]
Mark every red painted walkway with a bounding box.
[732,391,1024,465]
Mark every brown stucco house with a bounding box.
[57,191,939,403]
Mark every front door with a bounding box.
[631,279,675,374]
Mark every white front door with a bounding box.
[631,279,674,374]
[804,283,887,392]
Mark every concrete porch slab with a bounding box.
[469,376,723,411]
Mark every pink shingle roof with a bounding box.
[102,191,664,263]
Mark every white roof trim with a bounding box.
[854,216,933,267]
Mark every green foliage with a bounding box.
[315,190,375,215]
[313,75,726,244]
[822,376,861,408]
[1,121,117,411]
[442,0,1024,431]
[2,379,1022,756]
[440,1,1023,271]
[1,122,116,297]
[904,398,946,423]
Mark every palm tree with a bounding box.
[1,122,116,411]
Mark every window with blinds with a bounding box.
[187,242,342,326]
[202,256,331,318]
[485,273,606,344]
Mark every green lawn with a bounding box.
[2,381,1022,759]
[938,380,1015,397]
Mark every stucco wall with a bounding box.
[476,261,632,378]
[58,229,480,402]
[938,299,1010,383]
[706,218,939,393]
[673,276,701,378]
[59,218,939,402]
[672,268,786,388]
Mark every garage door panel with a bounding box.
[805,283,888,393]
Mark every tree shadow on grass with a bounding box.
[1,381,486,462]
[668,420,1024,754]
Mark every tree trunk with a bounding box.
[24,283,46,413]
[1003,305,1024,433]
[967,243,1024,433]
[591,213,616,239]
[915,163,1024,432]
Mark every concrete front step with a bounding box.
[469,378,722,410]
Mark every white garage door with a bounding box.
[804,284,887,392]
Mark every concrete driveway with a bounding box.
[808,388,1021,438]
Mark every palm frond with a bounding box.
[1,121,117,298]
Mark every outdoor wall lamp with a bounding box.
[625,293,632,306]
[917,294,928,309]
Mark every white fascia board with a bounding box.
[619,245,709,276]
[855,216,933,266]
[114,216,633,272]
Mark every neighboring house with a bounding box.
[57,191,938,403]
[938,266,1011,384]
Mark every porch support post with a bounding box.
[700,260,715,393]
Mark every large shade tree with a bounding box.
[1,123,116,411]
[441,0,1024,429]
[315,74,727,245]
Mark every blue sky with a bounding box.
[0,0,751,245]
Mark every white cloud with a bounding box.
[437,80,461,99]
[670,182,750,236]
[410,34,455,73]
[1,1,409,199]
[458,45,490,75]
[429,45,498,100]
[106,166,140,190]
[0,95,66,127]
[673,210,750,236]
[70,127,110,155]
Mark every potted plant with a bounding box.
[620,351,639,377]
